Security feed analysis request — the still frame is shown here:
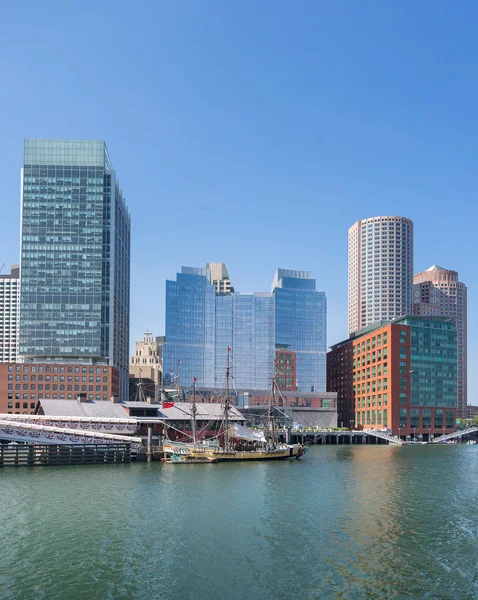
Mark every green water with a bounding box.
[1,445,478,600]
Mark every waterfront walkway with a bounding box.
[289,429,403,445]
[430,427,478,444]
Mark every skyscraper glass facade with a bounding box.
[19,140,130,399]
[272,269,327,392]
[231,294,275,390]
[163,268,216,387]
[396,316,457,408]
[163,265,326,392]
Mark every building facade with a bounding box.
[272,269,326,392]
[129,331,162,385]
[206,262,234,294]
[163,265,326,392]
[275,348,297,391]
[0,362,119,415]
[348,216,414,335]
[163,267,216,387]
[413,265,467,418]
[0,265,20,363]
[327,316,457,437]
[466,406,478,419]
[19,140,130,400]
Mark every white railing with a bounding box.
[430,427,478,443]
[363,430,403,445]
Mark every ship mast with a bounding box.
[191,377,198,444]
[267,376,277,449]
[223,347,232,451]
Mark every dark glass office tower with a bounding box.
[19,140,130,400]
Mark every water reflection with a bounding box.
[1,446,478,599]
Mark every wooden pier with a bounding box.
[0,443,139,467]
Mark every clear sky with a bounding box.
[0,1,476,400]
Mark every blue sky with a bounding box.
[0,1,476,399]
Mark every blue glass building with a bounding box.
[163,267,216,387]
[163,265,326,392]
[230,293,275,390]
[272,269,327,392]
[19,140,131,400]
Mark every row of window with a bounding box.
[8,385,110,394]
[354,378,389,394]
[355,393,389,408]
[353,348,389,367]
[354,334,388,353]
[353,362,388,380]
[8,375,108,383]
[7,365,109,374]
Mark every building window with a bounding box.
[446,411,454,429]
[400,409,407,429]
[435,410,443,429]
[410,409,419,429]
[399,377,407,390]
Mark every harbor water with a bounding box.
[1,444,478,599]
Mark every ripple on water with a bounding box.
[1,446,478,600]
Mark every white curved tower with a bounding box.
[348,216,414,335]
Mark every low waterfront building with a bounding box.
[175,386,338,429]
[327,316,457,438]
[0,362,119,415]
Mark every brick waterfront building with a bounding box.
[0,363,119,415]
[327,316,457,438]
[275,348,297,391]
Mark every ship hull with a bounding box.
[162,443,306,461]
[191,445,304,461]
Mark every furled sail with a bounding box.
[228,423,266,442]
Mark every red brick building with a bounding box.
[327,317,457,438]
[275,348,297,391]
[0,363,119,415]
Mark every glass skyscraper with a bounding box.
[163,265,326,392]
[163,267,216,387]
[19,140,131,400]
[272,269,327,392]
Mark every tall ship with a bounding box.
[162,351,306,462]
